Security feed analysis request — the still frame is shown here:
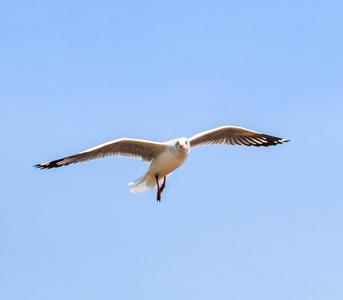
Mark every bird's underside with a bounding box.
[34,125,289,201]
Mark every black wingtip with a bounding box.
[34,161,61,169]
[34,164,48,169]
[260,135,290,147]
[33,156,73,169]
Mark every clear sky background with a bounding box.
[1,1,343,299]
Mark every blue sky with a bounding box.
[1,1,343,299]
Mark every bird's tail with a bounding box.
[128,173,171,193]
[128,173,156,193]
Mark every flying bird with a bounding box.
[35,126,289,201]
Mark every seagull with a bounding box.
[35,126,289,201]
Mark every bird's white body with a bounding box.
[129,138,190,193]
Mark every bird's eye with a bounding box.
[185,140,188,145]
[175,141,179,147]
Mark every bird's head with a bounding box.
[175,137,190,152]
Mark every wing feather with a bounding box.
[189,126,289,148]
[35,138,166,169]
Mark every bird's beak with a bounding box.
[179,144,184,148]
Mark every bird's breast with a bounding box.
[148,148,189,176]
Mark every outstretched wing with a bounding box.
[35,138,166,169]
[189,126,289,148]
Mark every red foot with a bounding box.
[160,176,166,193]
[155,174,167,202]
[155,174,161,202]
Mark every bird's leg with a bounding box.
[155,174,161,202]
[160,176,166,193]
